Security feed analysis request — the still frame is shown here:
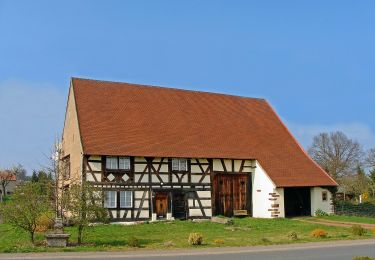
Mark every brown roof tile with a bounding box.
[71,78,337,187]
[0,171,16,181]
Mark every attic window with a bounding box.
[119,157,131,170]
[106,156,131,170]
[172,158,188,171]
[106,157,118,170]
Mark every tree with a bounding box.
[308,131,363,180]
[368,168,375,198]
[366,148,375,169]
[62,183,107,245]
[353,165,369,197]
[31,170,39,182]
[0,182,52,244]
[11,164,27,181]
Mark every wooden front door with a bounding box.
[214,174,251,217]
[155,193,168,219]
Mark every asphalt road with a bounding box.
[0,239,374,260]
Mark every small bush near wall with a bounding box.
[315,209,329,216]
[311,229,327,238]
[35,214,54,232]
[350,225,367,236]
[372,228,375,235]
[188,233,203,246]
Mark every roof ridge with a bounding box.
[71,77,266,102]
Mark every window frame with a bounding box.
[62,155,71,180]
[119,157,131,170]
[106,156,132,171]
[104,190,117,208]
[119,190,133,208]
[171,158,188,172]
[322,191,328,202]
[106,156,118,170]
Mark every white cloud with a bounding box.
[287,121,375,150]
[0,80,66,173]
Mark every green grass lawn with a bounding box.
[313,215,375,225]
[0,217,374,253]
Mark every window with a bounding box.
[119,157,131,170]
[120,191,133,208]
[106,157,118,170]
[62,155,70,179]
[171,158,188,171]
[322,191,328,202]
[104,191,117,208]
[106,156,131,170]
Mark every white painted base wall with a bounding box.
[310,187,334,216]
[252,162,285,218]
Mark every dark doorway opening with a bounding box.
[172,192,187,220]
[213,174,252,217]
[284,187,311,217]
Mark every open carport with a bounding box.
[284,187,311,217]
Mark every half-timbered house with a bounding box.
[61,78,337,221]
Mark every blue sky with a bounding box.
[0,1,374,173]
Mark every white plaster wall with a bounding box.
[310,187,334,215]
[274,188,285,218]
[212,159,224,171]
[252,161,285,218]
[88,161,102,171]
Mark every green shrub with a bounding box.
[213,239,224,245]
[353,257,375,260]
[35,213,54,232]
[287,231,298,240]
[188,233,203,246]
[261,237,271,243]
[311,228,327,238]
[350,225,366,236]
[128,237,140,247]
[315,209,329,216]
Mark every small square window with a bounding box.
[322,191,328,202]
[171,158,188,171]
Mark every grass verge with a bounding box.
[0,217,374,253]
[313,215,375,225]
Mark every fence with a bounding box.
[335,201,375,217]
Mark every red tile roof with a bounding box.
[0,171,16,181]
[71,78,337,187]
